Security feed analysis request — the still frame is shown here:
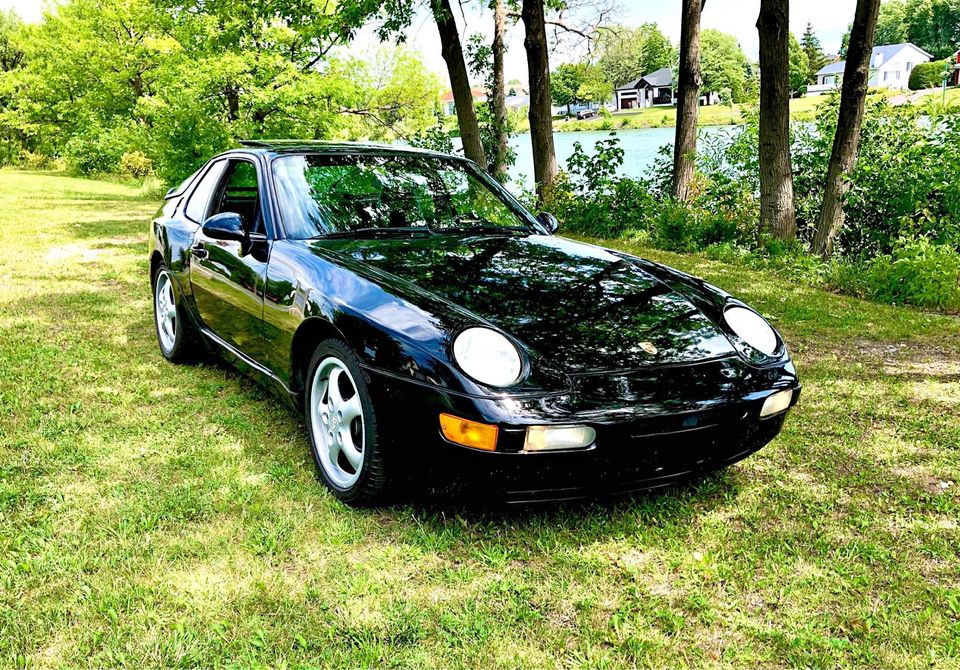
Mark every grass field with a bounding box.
[2,169,960,668]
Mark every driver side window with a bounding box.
[184,161,227,223]
[208,160,264,236]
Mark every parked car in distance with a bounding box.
[149,141,800,505]
[576,109,598,120]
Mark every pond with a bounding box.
[505,125,738,192]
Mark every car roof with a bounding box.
[233,140,464,163]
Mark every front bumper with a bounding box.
[364,360,799,503]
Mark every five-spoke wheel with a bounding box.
[305,339,387,504]
[152,264,201,363]
[310,357,365,488]
[155,270,178,355]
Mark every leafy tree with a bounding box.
[551,62,610,113]
[814,0,882,258]
[874,0,909,45]
[700,29,754,103]
[2,0,441,181]
[789,33,810,92]
[551,63,581,113]
[800,21,827,83]
[594,23,674,90]
[842,0,960,59]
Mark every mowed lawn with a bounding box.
[2,170,960,669]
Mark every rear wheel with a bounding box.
[305,339,387,504]
[153,264,201,363]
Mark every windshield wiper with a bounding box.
[313,227,434,240]
[436,223,529,236]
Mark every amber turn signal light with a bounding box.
[439,413,498,451]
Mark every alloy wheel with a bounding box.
[155,271,177,354]
[310,356,365,488]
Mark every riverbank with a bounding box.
[510,87,959,134]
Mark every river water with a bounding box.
[506,125,737,191]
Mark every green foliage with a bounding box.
[593,23,674,90]
[863,235,960,309]
[408,116,455,154]
[0,0,442,184]
[120,151,154,178]
[545,134,653,237]
[909,60,950,90]
[789,33,810,93]
[551,62,611,112]
[873,0,960,59]
[700,30,756,104]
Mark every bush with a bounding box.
[863,235,960,310]
[119,151,154,178]
[649,202,739,252]
[546,134,655,238]
[909,60,948,90]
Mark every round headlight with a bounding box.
[453,327,523,387]
[724,306,778,356]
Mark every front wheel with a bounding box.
[305,339,388,505]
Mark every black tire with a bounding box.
[304,338,388,505]
[152,263,202,364]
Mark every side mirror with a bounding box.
[202,212,246,242]
[536,212,560,234]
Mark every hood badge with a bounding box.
[640,341,658,356]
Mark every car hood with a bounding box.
[311,234,737,374]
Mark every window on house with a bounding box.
[883,71,889,81]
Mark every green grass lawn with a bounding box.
[2,170,960,668]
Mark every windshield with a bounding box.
[272,154,535,239]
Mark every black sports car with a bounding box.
[149,141,800,504]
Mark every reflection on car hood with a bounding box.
[314,234,736,373]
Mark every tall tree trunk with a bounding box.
[812,0,881,258]
[521,0,557,203]
[757,0,797,240]
[490,0,509,182]
[672,0,705,202]
[432,0,486,166]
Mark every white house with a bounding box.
[614,67,675,110]
[807,43,932,95]
[614,67,720,110]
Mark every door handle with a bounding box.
[191,243,208,260]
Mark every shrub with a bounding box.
[546,134,654,238]
[863,235,960,310]
[909,60,949,91]
[120,151,154,178]
[649,202,739,252]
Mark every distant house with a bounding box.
[951,49,960,87]
[614,67,675,110]
[808,43,932,95]
[613,67,719,110]
[441,88,488,116]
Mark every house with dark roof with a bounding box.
[808,43,932,95]
[614,67,675,110]
[613,67,719,110]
